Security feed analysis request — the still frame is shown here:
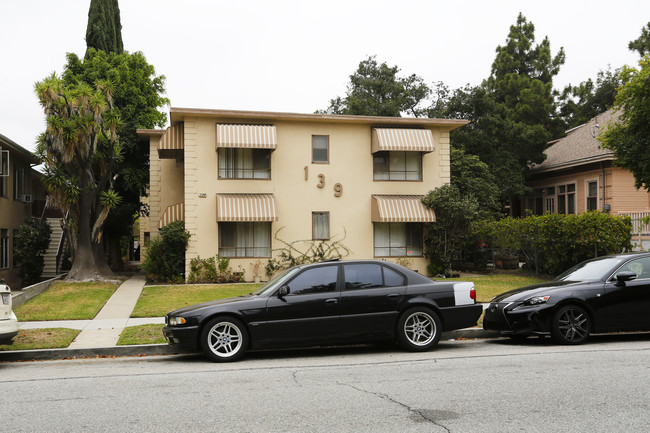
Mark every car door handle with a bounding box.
[387,293,401,298]
[326,298,339,304]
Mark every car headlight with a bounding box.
[169,316,187,326]
[522,295,550,306]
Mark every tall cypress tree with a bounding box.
[85,0,124,55]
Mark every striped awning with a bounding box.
[371,128,435,153]
[371,195,436,223]
[216,124,277,150]
[158,202,185,229]
[216,193,278,222]
[158,123,184,159]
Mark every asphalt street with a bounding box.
[2,334,650,432]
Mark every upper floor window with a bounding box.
[373,151,422,181]
[0,229,8,269]
[0,155,8,198]
[14,166,25,201]
[312,135,329,163]
[218,148,271,179]
[587,181,598,211]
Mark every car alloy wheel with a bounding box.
[200,317,248,362]
[397,307,441,351]
[551,305,591,345]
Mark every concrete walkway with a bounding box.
[18,271,164,349]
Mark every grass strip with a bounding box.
[131,284,261,317]
[0,328,80,351]
[117,324,166,345]
[446,273,550,303]
[14,281,119,321]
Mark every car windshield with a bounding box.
[555,257,624,281]
[251,267,299,296]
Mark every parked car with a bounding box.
[164,260,482,362]
[0,280,19,345]
[483,252,650,344]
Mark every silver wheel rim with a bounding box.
[207,321,243,358]
[404,312,436,346]
[557,309,589,342]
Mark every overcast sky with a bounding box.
[1,0,648,152]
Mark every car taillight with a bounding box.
[470,287,476,300]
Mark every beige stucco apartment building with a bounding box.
[138,108,467,281]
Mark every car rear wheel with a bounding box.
[397,307,441,351]
[200,317,249,362]
[551,305,591,345]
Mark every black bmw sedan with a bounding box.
[484,252,650,344]
[164,260,483,362]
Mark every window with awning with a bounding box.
[215,193,278,222]
[371,195,436,223]
[158,202,185,229]
[371,128,435,153]
[216,124,277,150]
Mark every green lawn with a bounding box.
[117,324,166,345]
[14,281,119,321]
[448,273,550,303]
[0,328,80,351]
[131,284,261,317]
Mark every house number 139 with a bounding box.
[316,174,343,197]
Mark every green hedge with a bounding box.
[474,212,633,275]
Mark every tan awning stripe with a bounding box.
[216,193,278,222]
[371,128,435,153]
[216,124,277,149]
[158,202,185,229]
[159,123,184,150]
[371,195,436,222]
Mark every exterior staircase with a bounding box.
[42,218,64,277]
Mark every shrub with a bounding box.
[140,221,190,283]
[14,219,52,286]
[474,212,633,275]
[187,255,242,283]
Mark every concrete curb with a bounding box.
[0,328,500,362]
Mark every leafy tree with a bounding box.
[628,22,650,57]
[321,56,430,117]
[63,49,169,268]
[35,74,122,281]
[599,55,650,191]
[450,147,501,218]
[422,184,479,275]
[558,67,622,129]
[86,0,124,55]
[14,219,52,286]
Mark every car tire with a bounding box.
[397,307,442,352]
[551,305,591,345]
[200,316,249,362]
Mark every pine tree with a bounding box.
[85,0,124,55]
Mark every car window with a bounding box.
[383,266,406,287]
[288,266,338,295]
[556,257,624,281]
[344,264,383,290]
[614,257,650,280]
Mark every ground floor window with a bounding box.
[312,212,330,240]
[219,222,271,257]
[587,181,598,211]
[0,229,8,269]
[373,222,423,257]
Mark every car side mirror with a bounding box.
[277,286,290,298]
[616,271,637,284]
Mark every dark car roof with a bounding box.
[293,259,432,284]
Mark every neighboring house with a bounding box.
[519,110,650,248]
[138,108,467,280]
[0,133,45,288]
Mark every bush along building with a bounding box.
[138,108,467,281]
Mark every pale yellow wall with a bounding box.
[147,115,455,280]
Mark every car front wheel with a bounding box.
[200,317,249,362]
[397,307,442,351]
[551,305,591,345]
